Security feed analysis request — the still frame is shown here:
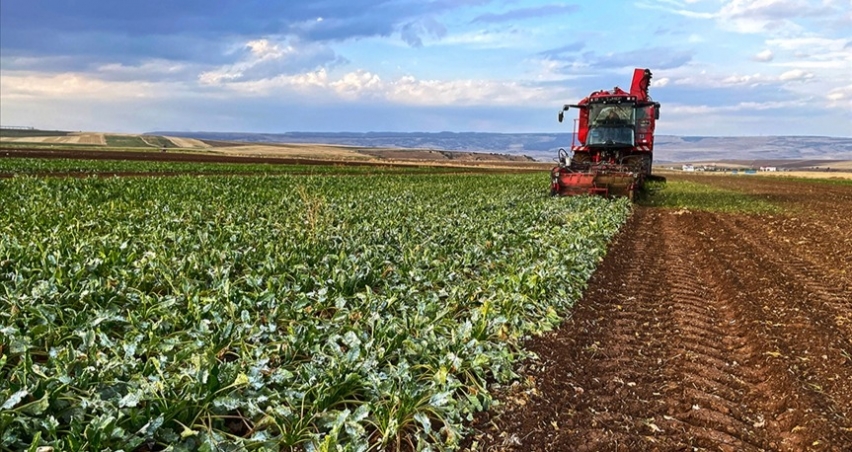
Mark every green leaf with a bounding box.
[2,389,28,410]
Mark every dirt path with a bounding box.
[466,177,852,451]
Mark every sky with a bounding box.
[1,0,850,136]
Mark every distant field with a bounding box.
[140,135,177,149]
[213,143,374,160]
[163,136,208,148]
[1,130,195,149]
[660,159,852,170]
[656,168,852,180]
[759,170,852,180]
[104,134,156,148]
[0,129,70,138]
[828,160,852,169]
[0,132,105,145]
[74,133,106,145]
[126,135,540,164]
[199,139,244,148]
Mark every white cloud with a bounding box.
[767,36,849,52]
[826,84,852,108]
[667,66,828,88]
[665,98,809,115]
[330,70,383,99]
[526,58,568,82]
[430,29,529,49]
[97,60,188,75]
[778,68,814,81]
[245,39,290,61]
[718,0,842,35]
[752,49,774,61]
[0,71,163,99]
[208,69,331,94]
[199,38,341,85]
[671,71,775,87]
[203,66,566,107]
[721,73,772,85]
[652,77,671,87]
[635,1,714,19]
[199,39,292,84]
[643,0,837,36]
[2,59,574,110]
[385,77,549,106]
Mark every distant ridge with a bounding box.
[152,131,852,162]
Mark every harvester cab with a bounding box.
[552,68,662,200]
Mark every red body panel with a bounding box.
[570,69,656,155]
[551,165,639,198]
[552,68,660,199]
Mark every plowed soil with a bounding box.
[466,175,852,451]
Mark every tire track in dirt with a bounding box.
[709,215,852,433]
[722,215,852,333]
[644,210,791,451]
[564,209,672,448]
[465,206,852,451]
[658,211,837,451]
[761,215,852,292]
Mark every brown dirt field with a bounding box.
[465,175,852,451]
[213,143,370,160]
[0,133,105,145]
[70,132,106,145]
[748,171,852,180]
[657,170,852,181]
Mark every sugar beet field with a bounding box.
[1,169,630,451]
[3,158,852,452]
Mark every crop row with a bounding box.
[0,158,478,176]
[1,173,630,451]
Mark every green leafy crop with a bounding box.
[640,179,780,213]
[0,173,630,451]
[0,157,477,176]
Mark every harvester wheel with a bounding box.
[624,155,652,176]
[642,155,652,175]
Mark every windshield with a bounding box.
[588,104,635,146]
[589,104,635,126]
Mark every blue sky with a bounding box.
[1,0,850,136]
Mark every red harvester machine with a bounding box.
[551,68,662,200]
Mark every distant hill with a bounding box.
[152,131,570,161]
[153,131,852,162]
[653,136,852,162]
